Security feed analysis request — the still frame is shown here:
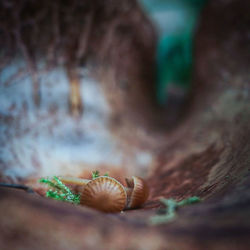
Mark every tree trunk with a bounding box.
[0,0,250,249]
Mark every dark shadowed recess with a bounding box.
[0,0,250,249]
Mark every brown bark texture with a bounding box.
[0,0,250,249]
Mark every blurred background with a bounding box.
[0,0,207,183]
[140,0,207,105]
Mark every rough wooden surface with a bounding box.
[0,0,250,249]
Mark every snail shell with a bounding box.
[125,176,149,209]
[59,176,90,194]
[58,176,90,186]
[80,176,127,213]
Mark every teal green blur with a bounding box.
[139,0,207,105]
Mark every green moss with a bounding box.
[92,170,109,179]
[92,170,100,179]
[150,196,201,225]
[39,176,80,204]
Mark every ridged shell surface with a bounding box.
[128,176,149,209]
[80,176,127,213]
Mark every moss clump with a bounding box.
[39,176,80,204]
[150,196,201,225]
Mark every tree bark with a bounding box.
[0,0,250,249]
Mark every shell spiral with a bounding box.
[80,176,127,213]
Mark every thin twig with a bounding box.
[0,183,34,193]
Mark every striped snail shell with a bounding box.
[80,176,127,213]
[125,176,149,209]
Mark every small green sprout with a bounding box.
[92,170,109,179]
[39,176,80,204]
[150,196,201,225]
[92,170,100,179]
